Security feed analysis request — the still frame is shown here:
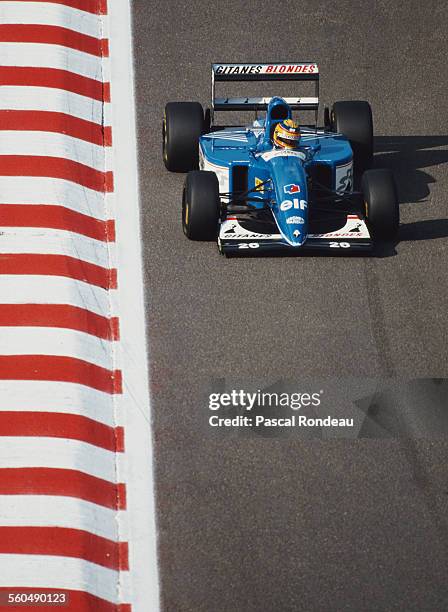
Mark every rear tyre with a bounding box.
[331,101,373,175]
[182,171,220,241]
[163,102,204,172]
[362,169,399,241]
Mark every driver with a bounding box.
[273,119,301,149]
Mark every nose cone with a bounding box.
[264,154,309,248]
[274,195,308,246]
[282,213,307,246]
[274,187,309,247]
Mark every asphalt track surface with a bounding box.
[133,2,448,610]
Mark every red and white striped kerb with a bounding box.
[0,0,131,609]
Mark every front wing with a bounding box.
[218,214,372,255]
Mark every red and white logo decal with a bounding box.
[284,184,301,194]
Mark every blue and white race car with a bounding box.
[163,62,399,255]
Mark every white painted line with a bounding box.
[0,276,114,318]
[0,131,106,171]
[0,2,102,38]
[0,327,114,370]
[0,177,107,219]
[0,42,103,80]
[0,381,119,427]
[0,495,121,541]
[0,437,117,482]
[0,555,121,603]
[108,1,160,609]
[0,227,113,269]
[0,87,104,124]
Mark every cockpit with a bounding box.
[262,97,292,144]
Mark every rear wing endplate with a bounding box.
[211,62,320,121]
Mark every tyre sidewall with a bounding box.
[332,101,373,176]
[362,169,399,242]
[183,171,220,241]
[163,102,204,172]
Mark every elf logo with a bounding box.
[284,183,301,194]
[280,198,307,212]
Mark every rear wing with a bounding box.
[211,62,320,123]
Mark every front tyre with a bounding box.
[331,101,373,175]
[182,171,220,241]
[163,102,204,172]
[362,169,399,242]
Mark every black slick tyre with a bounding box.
[163,102,204,172]
[331,101,373,175]
[362,169,399,241]
[182,171,220,241]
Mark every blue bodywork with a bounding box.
[199,97,354,248]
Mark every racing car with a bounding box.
[163,62,399,255]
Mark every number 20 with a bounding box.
[238,243,259,249]
[330,242,350,248]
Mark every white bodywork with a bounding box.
[199,144,230,192]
